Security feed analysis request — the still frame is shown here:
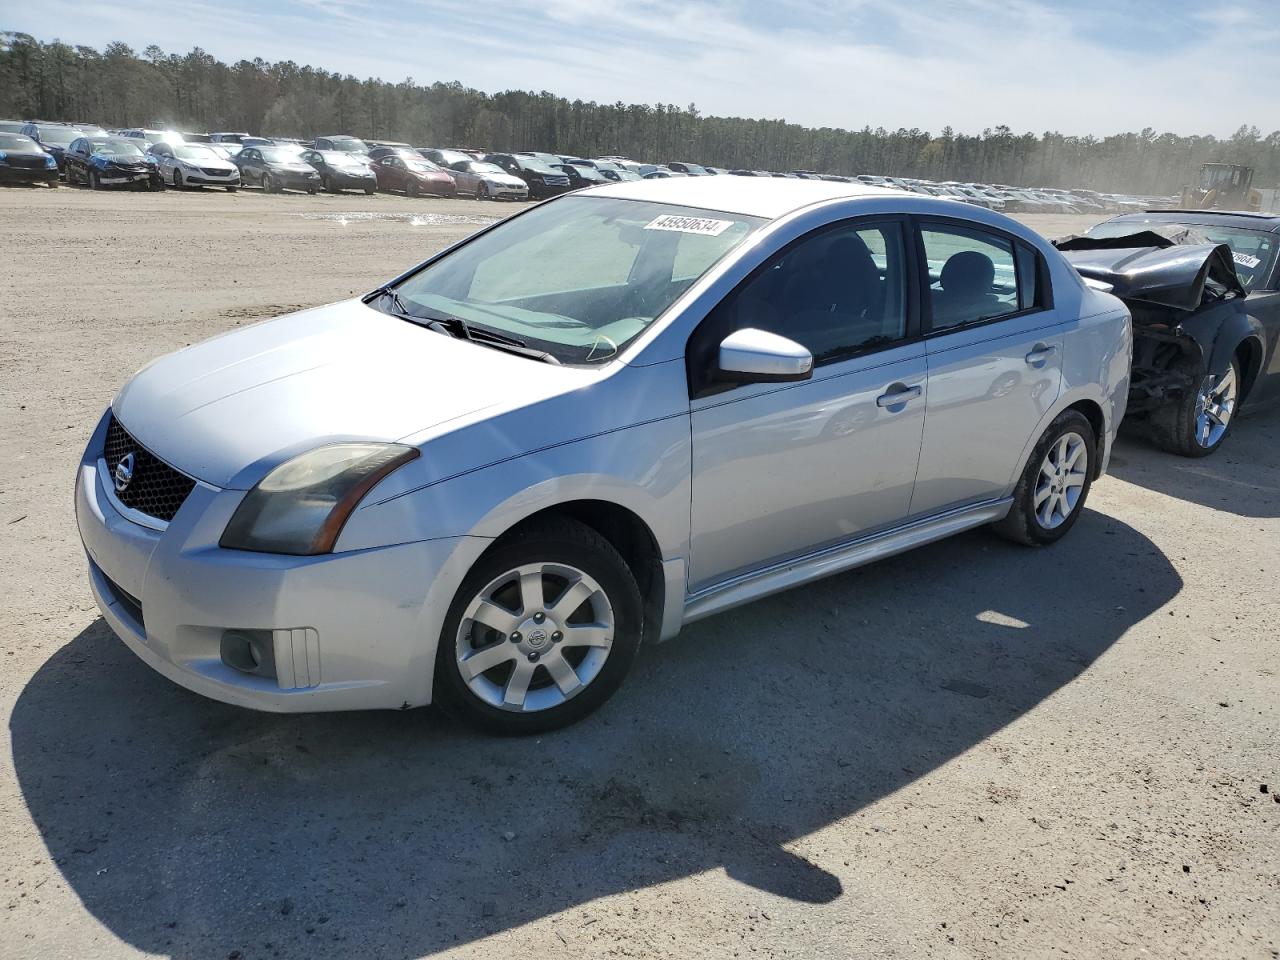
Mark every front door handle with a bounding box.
[876,384,923,408]
[1025,343,1058,367]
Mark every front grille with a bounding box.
[103,415,197,523]
[201,167,231,176]
[544,175,570,186]
[9,154,47,169]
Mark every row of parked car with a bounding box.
[0,120,1165,212]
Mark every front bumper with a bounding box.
[74,415,476,712]
[274,172,321,191]
[96,168,161,188]
[0,166,58,185]
[182,171,240,186]
[329,172,376,190]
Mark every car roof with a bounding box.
[1109,210,1280,234]
[585,175,906,218]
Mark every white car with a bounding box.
[444,159,529,200]
[148,143,241,191]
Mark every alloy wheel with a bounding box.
[1033,431,1088,529]
[454,562,614,713]
[1193,368,1237,449]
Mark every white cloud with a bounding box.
[8,0,1277,136]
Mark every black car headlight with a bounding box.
[220,443,419,555]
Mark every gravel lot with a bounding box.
[1,186,1277,960]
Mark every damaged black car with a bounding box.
[1056,212,1280,456]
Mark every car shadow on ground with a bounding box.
[1108,407,1280,518]
[11,512,1178,959]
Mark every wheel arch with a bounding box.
[482,499,667,646]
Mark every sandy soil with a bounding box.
[1,185,1277,960]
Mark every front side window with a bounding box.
[709,220,909,364]
[921,224,1024,330]
[388,196,764,364]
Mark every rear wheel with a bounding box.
[1151,356,1239,457]
[992,409,1095,546]
[435,519,642,735]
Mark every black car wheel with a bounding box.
[89,170,101,190]
[1151,356,1240,458]
[306,184,317,195]
[434,518,643,735]
[173,169,184,189]
[225,185,237,193]
[323,175,335,193]
[364,185,375,195]
[406,180,419,198]
[992,409,1096,546]
[476,182,487,201]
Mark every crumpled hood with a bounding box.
[113,299,590,488]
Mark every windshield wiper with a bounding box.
[398,302,561,364]
[369,285,415,317]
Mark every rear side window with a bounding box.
[921,225,1021,330]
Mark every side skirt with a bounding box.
[681,498,1013,626]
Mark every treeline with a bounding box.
[3,31,1279,194]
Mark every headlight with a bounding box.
[44,154,58,168]
[220,443,419,555]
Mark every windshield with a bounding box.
[1086,221,1278,292]
[258,147,302,163]
[327,138,368,152]
[95,141,145,157]
[323,151,366,166]
[173,145,217,160]
[519,159,559,175]
[387,196,764,364]
[0,133,37,149]
[38,126,81,145]
[404,158,442,173]
[470,162,505,175]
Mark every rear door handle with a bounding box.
[876,384,922,408]
[1025,343,1058,367]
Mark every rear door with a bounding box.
[910,218,1065,517]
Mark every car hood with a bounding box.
[267,162,315,173]
[112,299,594,489]
[484,173,526,187]
[1055,230,1245,310]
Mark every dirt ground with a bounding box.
[1,185,1277,960]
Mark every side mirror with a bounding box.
[717,328,813,383]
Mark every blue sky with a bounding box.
[7,0,1277,135]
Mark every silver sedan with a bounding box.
[76,178,1131,733]
[445,159,529,200]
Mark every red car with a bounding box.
[371,150,456,198]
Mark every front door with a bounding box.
[688,218,926,591]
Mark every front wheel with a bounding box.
[89,170,101,190]
[992,409,1095,546]
[225,185,237,193]
[406,181,419,198]
[173,169,184,189]
[434,519,643,735]
[1151,357,1239,457]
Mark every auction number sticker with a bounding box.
[644,214,734,236]
[1233,251,1262,270]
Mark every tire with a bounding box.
[66,165,77,186]
[1150,356,1240,458]
[323,175,334,193]
[173,170,184,189]
[476,182,487,201]
[264,173,276,193]
[364,186,375,195]
[434,518,643,735]
[992,409,1096,546]
[406,181,419,198]
[225,185,236,193]
[89,170,100,190]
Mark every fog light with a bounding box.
[220,629,277,679]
